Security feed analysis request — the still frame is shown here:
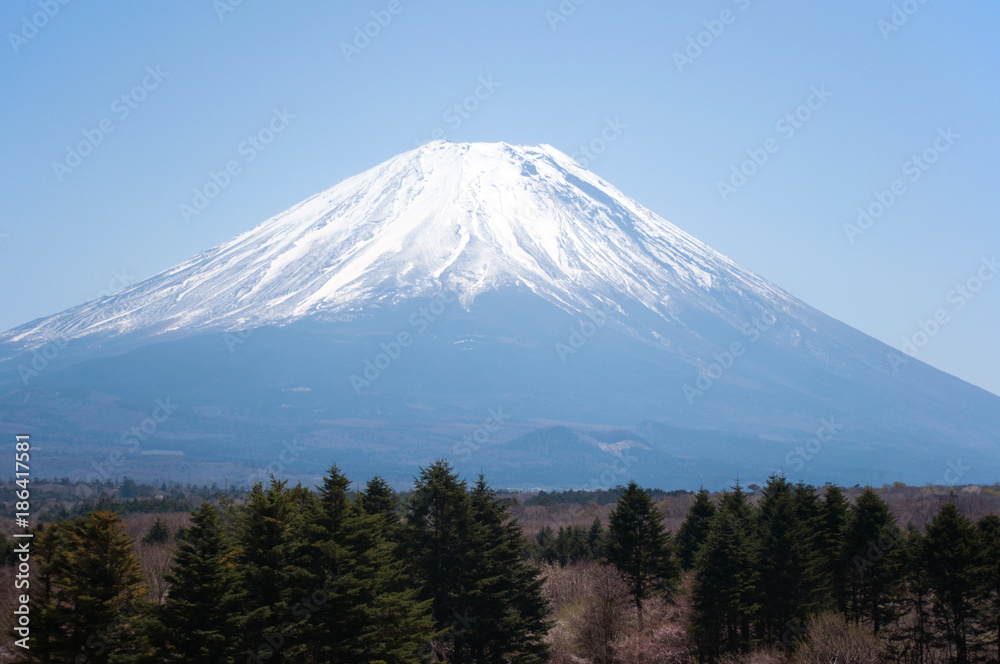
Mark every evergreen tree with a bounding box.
[359,475,397,517]
[141,518,171,545]
[292,465,436,663]
[756,476,813,641]
[406,462,552,663]
[606,481,678,624]
[234,480,302,663]
[977,514,1000,663]
[843,487,904,634]
[405,459,475,662]
[24,512,146,664]
[159,502,243,662]
[21,523,68,664]
[0,531,15,566]
[532,526,558,565]
[902,525,933,664]
[554,525,590,566]
[119,477,139,499]
[587,517,605,560]
[816,484,850,614]
[463,476,551,664]
[675,488,716,570]
[691,483,760,660]
[923,503,984,664]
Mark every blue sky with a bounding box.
[1,0,998,395]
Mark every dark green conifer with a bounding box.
[675,487,716,570]
[141,517,171,545]
[843,487,904,634]
[605,481,677,624]
[159,502,243,662]
[690,483,760,660]
[923,503,984,664]
[817,484,850,614]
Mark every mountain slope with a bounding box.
[0,141,996,489]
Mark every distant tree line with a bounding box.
[7,471,999,664]
[526,486,691,506]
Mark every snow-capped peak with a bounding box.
[2,141,792,346]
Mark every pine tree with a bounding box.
[816,484,850,614]
[463,476,551,664]
[922,502,984,664]
[159,502,243,662]
[21,523,68,664]
[406,462,552,663]
[359,475,397,517]
[902,525,933,664]
[233,480,302,663]
[24,512,146,664]
[554,525,590,566]
[793,482,830,615]
[676,488,716,570]
[756,476,812,641]
[141,518,171,545]
[587,517,605,560]
[843,487,904,634]
[293,465,437,663]
[977,514,1000,663]
[405,459,474,662]
[533,526,558,565]
[691,483,760,660]
[0,531,15,566]
[606,481,678,624]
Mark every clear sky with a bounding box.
[1,1,998,395]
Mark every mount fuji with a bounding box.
[1,141,997,489]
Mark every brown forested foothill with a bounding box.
[1,475,998,663]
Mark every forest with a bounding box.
[1,466,998,664]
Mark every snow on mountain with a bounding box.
[1,141,794,349]
[2,141,998,488]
